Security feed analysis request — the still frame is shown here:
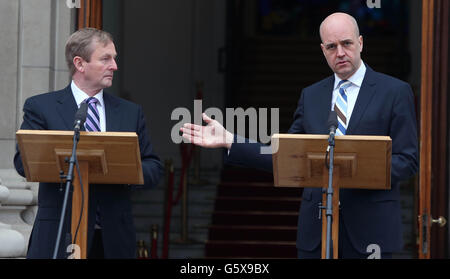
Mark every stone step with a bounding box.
[133,207,214,219]
[133,234,206,259]
[131,169,221,259]
[134,216,212,233]
[135,221,210,259]
[131,188,217,204]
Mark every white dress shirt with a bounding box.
[71,80,106,132]
[331,61,367,125]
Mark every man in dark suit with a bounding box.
[181,12,418,258]
[14,28,163,259]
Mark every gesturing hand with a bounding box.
[180,113,234,149]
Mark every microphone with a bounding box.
[73,102,88,132]
[327,111,338,146]
[54,102,87,259]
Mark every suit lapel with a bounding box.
[103,93,121,131]
[346,65,377,134]
[312,75,334,134]
[319,76,335,133]
[56,85,78,130]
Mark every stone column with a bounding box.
[0,0,74,170]
[0,0,74,258]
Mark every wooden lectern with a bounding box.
[16,130,144,259]
[271,134,391,259]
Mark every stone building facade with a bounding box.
[0,0,74,258]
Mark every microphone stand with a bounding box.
[52,123,82,259]
[325,129,336,259]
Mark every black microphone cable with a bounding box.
[71,103,87,257]
[72,155,84,255]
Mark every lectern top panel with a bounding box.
[272,134,391,190]
[16,130,144,185]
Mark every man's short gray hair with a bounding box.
[65,28,114,76]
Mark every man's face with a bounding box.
[82,40,118,91]
[320,20,363,80]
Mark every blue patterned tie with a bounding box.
[83,97,102,228]
[334,80,352,136]
[84,97,100,132]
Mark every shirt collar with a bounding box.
[333,61,366,90]
[71,80,104,108]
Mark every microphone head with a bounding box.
[74,102,88,127]
[327,110,338,130]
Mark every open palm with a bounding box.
[180,113,233,149]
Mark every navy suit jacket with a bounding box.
[226,65,418,254]
[14,85,164,258]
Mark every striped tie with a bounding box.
[334,80,352,136]
[83,97,102,228]
[84,97,100,132]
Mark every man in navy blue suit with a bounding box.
[14,28,163,258]
[181,12,418,258]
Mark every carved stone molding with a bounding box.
[0,170,38,258]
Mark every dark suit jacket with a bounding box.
[226,65,418,254]
[14,85,164,258]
